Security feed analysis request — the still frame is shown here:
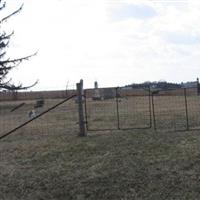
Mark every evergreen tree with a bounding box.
[0,0,37,90]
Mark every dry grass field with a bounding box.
[1,95,200,199]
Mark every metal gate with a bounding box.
[152,87,200,131]
[84,87,152,131]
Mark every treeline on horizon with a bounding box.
[125,80,198,90]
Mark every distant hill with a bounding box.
[125,80,198,90]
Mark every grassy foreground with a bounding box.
[1,129,200,200]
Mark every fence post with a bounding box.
[184,88,189,131]
[84,89,89,131]
[151,92,157,131]
[148,86,152,128]
[197,78,200,96]
[76,79,86,137]
[116,87,120,130]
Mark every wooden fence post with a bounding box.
[197,77,200,96]
[76,79,86,137]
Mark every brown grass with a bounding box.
[2,129,200,199]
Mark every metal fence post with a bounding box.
[184,88,189,131]
[76,79,86,137]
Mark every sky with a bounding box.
[1,0,200,90]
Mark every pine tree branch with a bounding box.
[0,31,14,40]
[0,4,23,24]
[0,77,10,85]
[0,52,6,59]
[0,41,8,48]
[0,1,5,11]
[0,2,38,91]
[0,80,38,90]
[0,65,12,72]
[0,52,37,66]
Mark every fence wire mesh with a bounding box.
[1,86,200,137]
[84,87,151,131]
[84,88,118,131]
[85,86,200,132]
[152,87,200,131]
[152,89,187,131]
[184,87,200,130]
[117,87,151,129]
[0,94,78,140]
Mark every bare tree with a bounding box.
[0,0,37,91]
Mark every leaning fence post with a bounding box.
[76,79,86,137]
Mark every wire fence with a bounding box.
[84,86,200,132]
[84,87,151,131]
[1,86,200,140]
[0,94,78,140]
[152,88,188,131]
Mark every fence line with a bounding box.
[0,95,77,140]
[84,86,200,132]
[1,86,200,139]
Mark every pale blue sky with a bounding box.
[164,32,200,45]
[1,0,200,90]
[112,4,157,20]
